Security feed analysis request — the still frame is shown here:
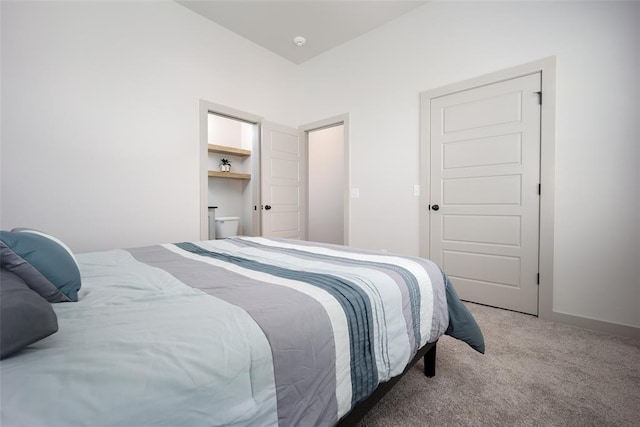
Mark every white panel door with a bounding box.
[430,73,541,314]
[261,122,306,239]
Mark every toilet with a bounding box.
[214,216,240,239]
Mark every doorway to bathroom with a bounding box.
[199,101,262,240]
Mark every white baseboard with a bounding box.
[548,311,640,340]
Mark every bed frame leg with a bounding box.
[423,343,436,377]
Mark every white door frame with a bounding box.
[199,100,263,240]
[299,114,350,245]
[419,57,556,319]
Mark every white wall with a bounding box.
[1,1,638,330]
[207,179,247,230]
[0,0,298,252]
[308,125,344,245]
[298,1,640,328]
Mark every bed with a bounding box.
[0,230,484,426]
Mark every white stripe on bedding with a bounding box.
[161,243,354,418]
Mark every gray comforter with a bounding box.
[0,237,483,427]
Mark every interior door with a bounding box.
[260,121,306,239]
[430,73,541,315]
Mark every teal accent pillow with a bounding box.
[0,229,81,302]
[1,268,59,359]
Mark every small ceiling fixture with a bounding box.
[293,36,306,47]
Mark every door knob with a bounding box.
[431,204,440,211]
[264,205,272,210]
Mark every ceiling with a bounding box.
[176,1,428,64]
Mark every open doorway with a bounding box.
[303,115,349,245]
[199,100,263,241]
[207,113,256,238]
[308,125,344,245]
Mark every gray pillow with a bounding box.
[1,268,59,359]
[0,229,81,302]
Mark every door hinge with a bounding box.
[538,183,541,195]
[535,91,542,105]
[537,273,540,285]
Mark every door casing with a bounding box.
[419,57,556,319]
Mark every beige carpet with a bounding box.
[359,303,640,426]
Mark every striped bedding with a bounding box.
[0,237,481,427]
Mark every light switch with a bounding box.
[350,188,360,199]
[414,184,421,197]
